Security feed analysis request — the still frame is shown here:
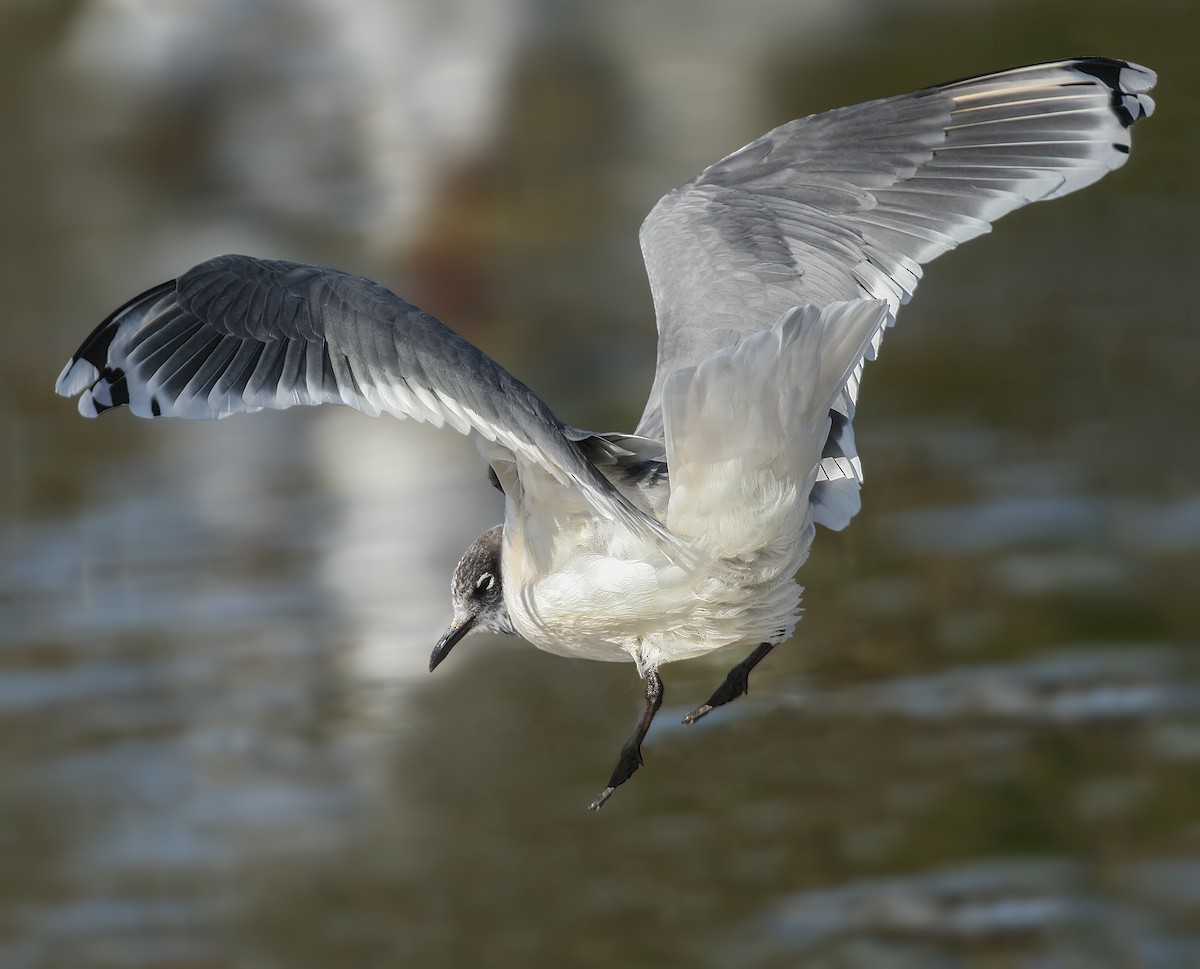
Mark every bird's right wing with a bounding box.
[55,254,679,554]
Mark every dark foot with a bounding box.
[589,670,663,811]
[588,739,643,811]
[683,642,775,725]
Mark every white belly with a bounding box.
[501,515,806,673]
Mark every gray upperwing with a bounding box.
[634,56,1156,442]
[56,254,680,554]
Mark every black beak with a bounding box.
[429,614,475,672]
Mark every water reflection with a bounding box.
[2,415,487,965]
[775,646,1199,723]
[2,0,1197,966]
[743,856,1200,965]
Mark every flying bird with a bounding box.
[56,57,1156,809]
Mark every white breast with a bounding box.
[501,510,807,674]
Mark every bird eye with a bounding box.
[475,573,495,592]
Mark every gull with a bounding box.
[56,57,1156,809]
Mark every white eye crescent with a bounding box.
[476,573,495,592]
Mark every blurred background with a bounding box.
[2,0,1197,966]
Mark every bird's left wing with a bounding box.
[635,57,1156,443]
[56,254,678,552]
[634,56,1155,532]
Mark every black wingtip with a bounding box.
[1070,56,1156,128]
[75,279,177,373]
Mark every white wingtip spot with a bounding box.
[1119,64,1158,97]
[55,358,99,397]
[77,391,100,418]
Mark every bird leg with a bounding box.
[683,642,775,725]
[589,669,663,811]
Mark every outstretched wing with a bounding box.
[56,254,677,551]
[635,56,1156,445]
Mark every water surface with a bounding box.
[2,2,1197,966]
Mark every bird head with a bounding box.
[429,524,514,671]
